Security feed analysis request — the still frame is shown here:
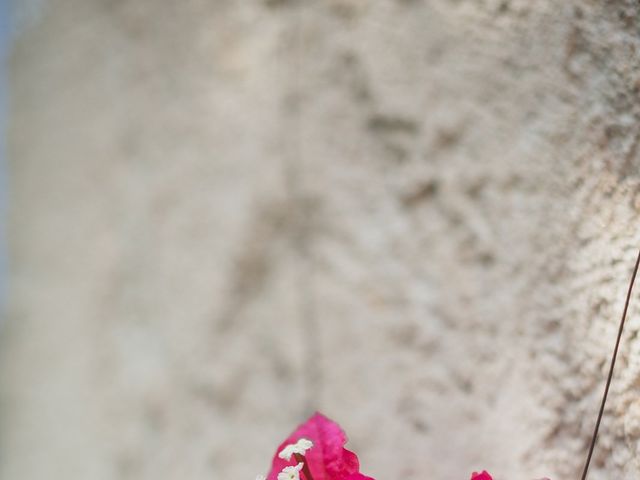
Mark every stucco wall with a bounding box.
[2,1,640,479]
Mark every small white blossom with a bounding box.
[278,438,314,461]
[256,476,266,480]
[277,463,304,480]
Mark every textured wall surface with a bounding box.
[2,1,640,479]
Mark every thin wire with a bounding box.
[580,247,640,480]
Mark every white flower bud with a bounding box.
[278,438,314,461]
[277,463,304,480]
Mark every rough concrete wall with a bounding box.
[2,1,640,479]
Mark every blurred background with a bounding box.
[2,1,640,479]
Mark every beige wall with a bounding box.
[2,1,640,479]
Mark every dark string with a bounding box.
[580,247,640,480]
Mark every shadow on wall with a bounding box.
[0,0,48,317]
[0,0,10,315]
[0,0,41,314]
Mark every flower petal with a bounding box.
[471,472,493,480]
[267,413,367,480]
[345,474,375,480]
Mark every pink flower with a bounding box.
[262,413,547,480]
[471,472,493,480]
[266,413,374,480]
